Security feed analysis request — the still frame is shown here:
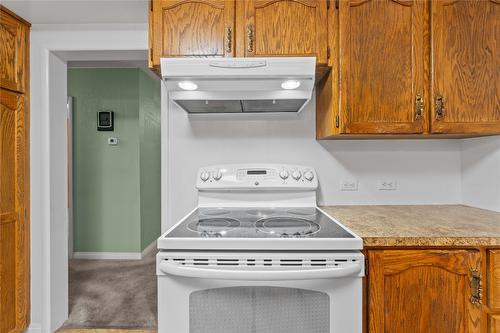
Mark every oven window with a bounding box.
[189,286,330,333]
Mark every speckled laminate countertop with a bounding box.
[320,205,500,247]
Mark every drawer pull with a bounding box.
[247,24,254,53]
[415,94,424,120]
[470,269,482,305]
[435,95,445,120]
[225,26,232,54]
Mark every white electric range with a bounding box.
[157,164,364,333]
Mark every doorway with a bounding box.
[62,61,160,328]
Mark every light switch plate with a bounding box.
[108,137,119,146]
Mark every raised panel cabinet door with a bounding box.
[489,250,500,311]
[431,0,500,135]
[368,250,482,333]
[0,89,29,333]
[238,0,328,64]
[338,0,427,134]
[150,0,235,67]
[0,7,29,93]
[491,314,500,333]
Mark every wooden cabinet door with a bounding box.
[237,0,328,64]
[338,0,427,134]
[489,251,500,333]
[431,0,500,135]
[0,7,28,93]
[489,250,500,311]
[368,250,482,333]
[491,314,500,333]
[150,0,235,67]
[0,89,29,333]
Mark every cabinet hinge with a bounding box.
[335,115,340,128]
[150,0,153,11]
[327,0,331,10]
[335,0,339,10]
[327,47,331,60]
[365,258,369,276]
[150,48,153,63]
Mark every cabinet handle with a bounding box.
[470,269,482,305]
[225,27,232,54]
[435,95,445,120]
[247,24,254,53]
[415,94,424,120]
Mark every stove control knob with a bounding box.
[279,170,289,180]
[213,170,222,181]
[200,170,210,182]
[304,171,314,181]
[292,170,302,180]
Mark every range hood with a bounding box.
[161,57,316,114]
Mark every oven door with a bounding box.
[157,252,364,333]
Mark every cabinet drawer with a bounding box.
[489,250,500,310]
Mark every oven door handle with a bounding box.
[159,261,362,280]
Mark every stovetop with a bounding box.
[165,207,355,239]
[157,206,364,251]
[159,207,363,250]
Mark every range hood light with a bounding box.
[178,81,198,91]
[281,80,301,90]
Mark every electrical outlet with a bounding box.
[341,179,358,191]
[378,180,397,191]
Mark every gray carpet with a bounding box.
[64,249,158,328]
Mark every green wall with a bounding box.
[68,68,161,253]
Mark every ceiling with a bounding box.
[1,0,148,25]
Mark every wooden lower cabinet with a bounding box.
[489,250,500,310]
[489,250,500,333]
[366,249,482,333]
[491,315,500,333]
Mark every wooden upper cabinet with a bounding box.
[368,250,482,333]
[431,0,500,135]
[337,0,427,135]
[0,7,29,93]
[150,0,235,67]
[236,0,328,64]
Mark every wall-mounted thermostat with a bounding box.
[97,111,114,131]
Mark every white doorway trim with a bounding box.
[67,96,73,260]
[30,26,148,333]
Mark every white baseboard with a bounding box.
[72,240,157,260]
[141,240,158,258]
[24,323,42,333]
[73,252,142,260]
